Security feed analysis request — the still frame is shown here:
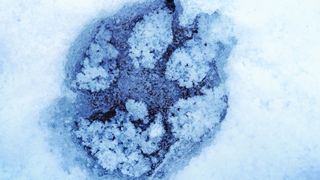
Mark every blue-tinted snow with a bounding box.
[0,0,320,180]
[52,0,233,178]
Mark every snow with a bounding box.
[149,114,164,138]
[73,58,114,92]
[0,0,141,179]
[166,13,234,88]
[178,0,222,25]
[169,86,227,141]
[173,0,320,179]
[197,13,234,45]
[128,8,173,69]
[125,99,148,120]
[1,0,320,179]
[166,47,210,88]
[58,1,229,177]
[74,110,162,177]
[72,29,119,92]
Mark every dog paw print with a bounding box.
[58,0,236,178]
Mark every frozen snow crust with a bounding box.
[58,0,235,179]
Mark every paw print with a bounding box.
[63,0,235,178]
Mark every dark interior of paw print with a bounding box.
[64,0,235,178]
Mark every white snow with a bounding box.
[0,0,320,179]
[72,33,119,92]
[166,47,210,88]
[73,58,113,92]
[149,114,164,138]
[173,0,320,179]
[0,0,141,179]
[128,9,173,69]
[169,86,227,141]
[166,13,234,88]
[125,99,148,120]
[74,111,159,177]
[178,0,222,25]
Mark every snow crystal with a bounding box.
[166,13,234,88]
[125,99,148,120]
[169,86,227,141]
[178,0,222,26]
[72,40,119,92]
[149,114,164,138]
[73,58,112,92]
[74,110,158,177]
[87,43,106,65]
[165,45,210,88]
[128,9,173,69]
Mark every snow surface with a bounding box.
[0,0,320,180]
[169,86,227,141]
[165,13,234,88]
[61,1,230,178]
[125,99,148,120]
[166,47,211,88]
[74,112,157,177]
[128,8,173,69]
[73,58,114,92]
